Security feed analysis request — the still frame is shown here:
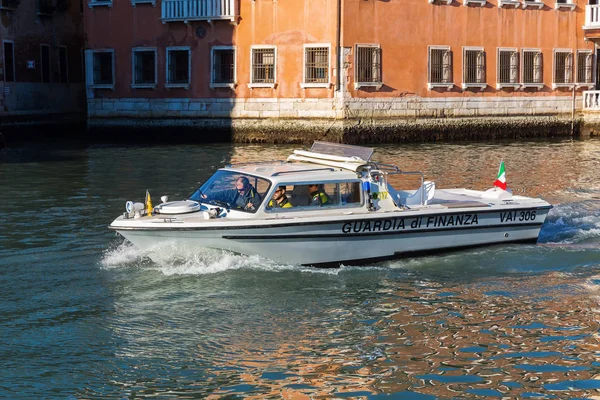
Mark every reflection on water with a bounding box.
[1,138,600,398]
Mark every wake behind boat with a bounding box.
[109,142,552,266]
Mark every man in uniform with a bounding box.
[308,184,331,206]
[268,186,292,209]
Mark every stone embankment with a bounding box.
[87,115,585,144]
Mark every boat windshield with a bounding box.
[189,170,271,213]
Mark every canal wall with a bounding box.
[85,95,585,143]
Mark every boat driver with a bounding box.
[308,184,331,206]
[204,176,262,211]
[268,186,292,209]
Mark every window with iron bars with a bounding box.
[0,0,19,9]
[305,46,329,83]
[463,49,485,84]
[58,46,68,83]
[93,51,113,85]
[498,50,519,85]
[38,0,54,14]
[429,47,452,84]
[41,45,51,83]
[133,50,156,85]
[251,47,275,84]
[355,45,381,85]
[3,42,14,82]
[167,49,189,85]
[522,50,542,85]
[553,51,573,85]
[212,48,235,84]
[577,51,593,84]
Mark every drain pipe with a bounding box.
[335,0,341,92]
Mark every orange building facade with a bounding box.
[84,0,598,137]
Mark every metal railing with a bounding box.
[583,90,600,111]
[585,5,600,28]
[162,0,235,21]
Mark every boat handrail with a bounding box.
[369,162,401,173]
[271,167,335,176]
[225,161,287,168]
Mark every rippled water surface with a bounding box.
[1,139,600,398]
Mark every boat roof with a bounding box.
[222,142,377,182]
[223,161,361,182]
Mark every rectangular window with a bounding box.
[428,46,452,89]
[41,44,51,83]
[577,51,593,84]
[132,48,156,86]
[166,47,190,86]
[0,0,19,9]
[355,45,381,86]
[251,47,275,84]
[3,41,14,82]
[58,46,68,83]
[462,48,485,88]
[498,49,519,86]
[211,47,235,86]
[553,50,573,86]
[522,49,543,86]
[92,51,114,85]
[304,46,329,84]
[38,0,54,14]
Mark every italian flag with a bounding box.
[494,161,507,190]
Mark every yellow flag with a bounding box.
[145,190,153,216]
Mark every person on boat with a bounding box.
[308,184,331,206]
[204,176,262,211]
[268,186,292,209]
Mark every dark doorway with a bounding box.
[3,41,14,82]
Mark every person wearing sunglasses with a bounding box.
[267,186,292,209]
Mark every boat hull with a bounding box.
[111,206,551,266]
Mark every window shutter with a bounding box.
[533,52,542,83]
[586,53,593,83]
[565,53,573,83]
[442,50,451,83]
[476,50,485,83]
[510,51,518,83]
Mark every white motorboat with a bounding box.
[109,142,552,266]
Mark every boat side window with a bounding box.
[269,181,362,211]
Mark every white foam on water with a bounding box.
[101,241,145,268]
[101,240,349,275]
[539,200,600,245]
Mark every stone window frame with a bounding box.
[3,40,15,83]
[555,0,575,10]
[552,48,574,89]
[210,45,236,89]
[165,46,191,89]
[130,0,155,7]
[464,0,486,6]
[249,45,277,89]
[301,43,331,89]
[522,0,543,9]
[88,0,112,8]
[58,45,69,84]
[40,43,52,83]
[428,45,453,90]
[85,48,115,90]
[576,50,594,88]
[497,47,520,89]
[521,48,544,89]
[354,43,382,90]
[462,46,487,91]
[131,47,158,89]
[498,0,520,7]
